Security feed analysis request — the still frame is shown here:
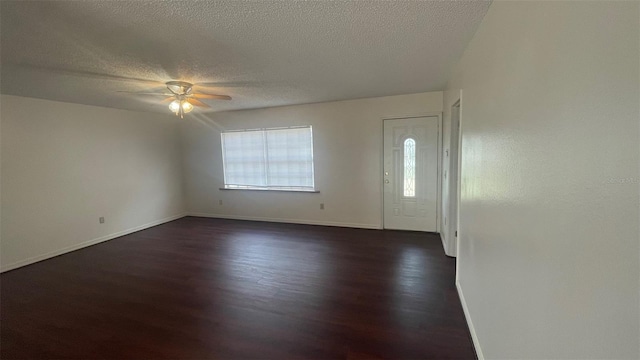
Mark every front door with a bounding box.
[383,116,438,231]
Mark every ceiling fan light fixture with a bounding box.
[168,99,181,113]
[168,98,194,118]
[181,100,194,113]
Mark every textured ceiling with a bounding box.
[0,1,490,113]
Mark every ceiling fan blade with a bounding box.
[192,93,232,100]
[188,98,211,108]
[116,91,173,96]
[162,97,175,103]
[18,65,165,86]
[195,81,253,88]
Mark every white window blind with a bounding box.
[221,126,315,191]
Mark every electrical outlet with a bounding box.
[320,203,324,210]
[219,200,223,205]
[99,217,105,224]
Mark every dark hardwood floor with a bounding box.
[1,217,475,359]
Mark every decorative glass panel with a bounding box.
[403,138,416,197]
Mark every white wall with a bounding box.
[1,95,186,271]
[447,1,639,359]
[182,92,442,228]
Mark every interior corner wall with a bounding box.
[181,92,443,229]
[0,95,186,272]
[447,1,640,359]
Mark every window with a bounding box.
[403,138,416,197]
[221,126,315,191]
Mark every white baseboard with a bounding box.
[0,213,187,273]
[456,280,484,360]
[188,212,381,230]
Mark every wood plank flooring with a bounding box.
[1,217,475,359]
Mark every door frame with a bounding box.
[455,91,463,282]
[380,112,442,232]
[446,100,461,256]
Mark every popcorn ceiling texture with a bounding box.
[0,1,490,113]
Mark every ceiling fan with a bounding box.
[123,81,232,118]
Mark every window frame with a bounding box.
[220,126,318,193]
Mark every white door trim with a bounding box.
[445,99,461,256]
[380,112,442,232]
[455,90,463,281]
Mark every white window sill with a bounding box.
[219,187,319,193]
